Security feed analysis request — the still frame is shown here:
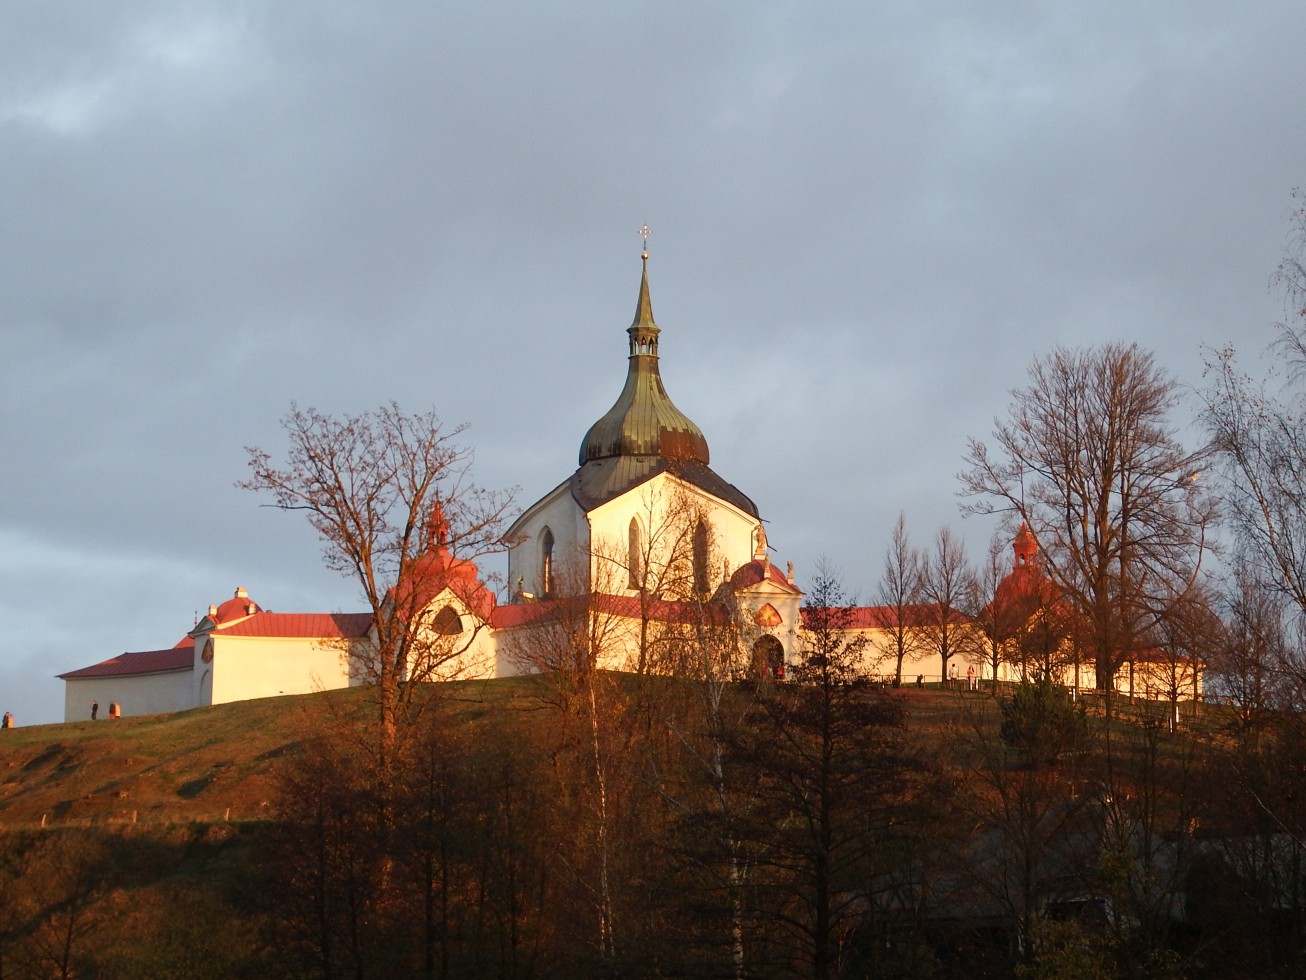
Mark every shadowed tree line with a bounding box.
[240,644,1306,979]
[13,676,1306,978]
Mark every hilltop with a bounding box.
[0,679,1203,832]
[0,678,1259,979]
[0,680,531,829]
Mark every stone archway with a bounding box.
[752,634,785,680]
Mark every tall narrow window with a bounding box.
[541,526,555,597]
[628,518,643,590]
[693,519,710,594]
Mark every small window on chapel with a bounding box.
[432,605,463,635]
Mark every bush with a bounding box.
[1000,677,1088,766]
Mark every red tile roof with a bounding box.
[1129,646,1204,666]
[492,592,732,630]
[801,604,969,630]
[57,613,372,681]
[493,594,965,633]
[392,546,497,622]
[57,647,193,680]
[211,593,262,624]
[730,559,801,594]
[216,612,373,639]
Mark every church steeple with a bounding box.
[627,251,659,356]
[1013,522,1038,569]
[578,246,710,466]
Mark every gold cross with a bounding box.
[639,224,650,257]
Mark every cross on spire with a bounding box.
[639,223,650,259]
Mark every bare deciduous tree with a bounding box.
[1201,192,1306,664]
[961,344,1212,697]
[1214,561,1297,727]
[241,402,516,765]
[735,565,911,980]
[875,513,925,688]
[918,526,978,687]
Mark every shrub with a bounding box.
[999,677,1088,766]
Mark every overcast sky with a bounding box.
[3,2,1303,725]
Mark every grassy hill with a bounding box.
[0,692,319,829]
[0,677,551,830]
[0,680,1242,978]
[0,679,1214,832]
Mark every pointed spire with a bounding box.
[633,253,655,322]
[628,248,660,356]
[578,238,709,466]
[426,499,450,551]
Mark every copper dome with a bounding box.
[578,254,710,467]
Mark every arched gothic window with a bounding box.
[628,518,643,590]
[541,526,555,597]
[693,519,710,594]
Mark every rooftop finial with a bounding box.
[639,223,650,260]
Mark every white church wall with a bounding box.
[413,594,500,682]
[506,483,588,597]
[735,582,804,667]
[62,670,194,722]
[495,603,646,675]
[830,627,987,686]
[208,634,351,705]
[586,473,760,596]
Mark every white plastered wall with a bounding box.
[506,482,589,597]
[586,472,760,596]
[207,634,352,705]
[62,670,194,722]
[823,627,986,686]
[412,590,501,682]
[735,579,804,667]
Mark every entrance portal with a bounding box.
[752,634,785,680]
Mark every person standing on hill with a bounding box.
[1,712,12,729]
[91,700,98,720]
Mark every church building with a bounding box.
[57,252,1199,720]
[57,250,814,719]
